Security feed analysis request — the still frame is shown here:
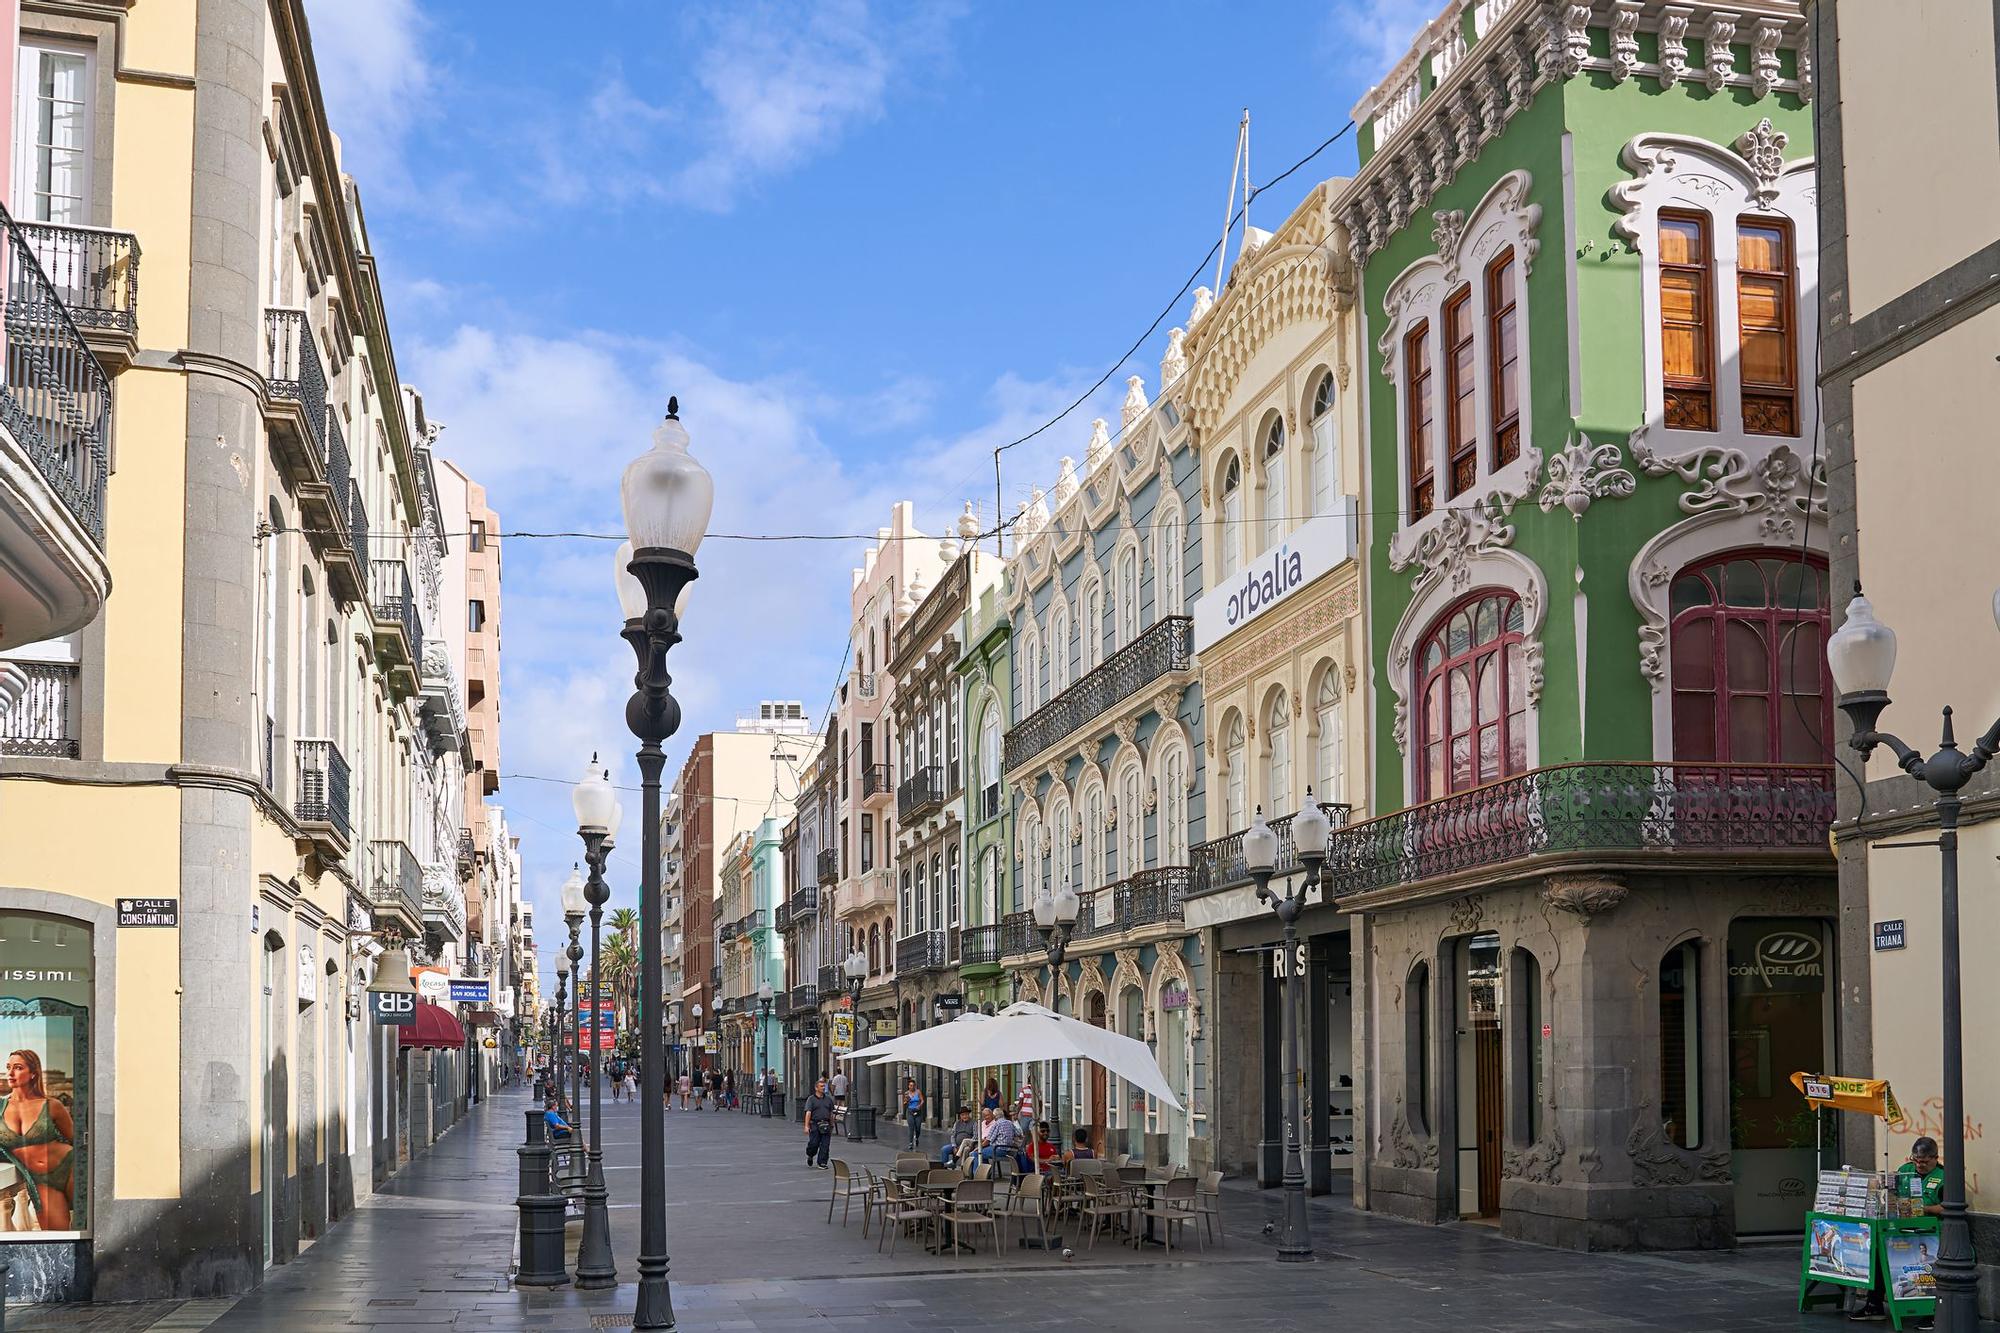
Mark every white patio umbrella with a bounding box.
[852,1000,1182,1110]
[836,1011,989,1064]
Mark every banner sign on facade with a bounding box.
[1190,499,1358,654]
[369,991,416,1027]
[0,909,94,1237]
[830,1013,854,1055]
[1789,1071,1904,1123]
[447,978,491,1004]
[872,1019,897,1038]
[414,970,451,1002]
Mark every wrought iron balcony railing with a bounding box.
[349,484,372,589]
[1000,910,1037,958]
[325,412,351,503]
[264,307,327,458]
[0,661,80,758]
[1194,764,1834,899]
[1193,801,1355,895]
[1004,616,1191,771]
[790,983,819,1013]
[1114,865,1192,928]
[17,221,139,338]
[818,963,843,996]
[719,918,745,944]
[896,930,949,976]
[862,762,892,799]
[817,847,839,885]
[293,738,351,843]
[709,964,722,987]
[897,765,944,821]
[369,557,423,662]
[368,838,423,926]
[738,908,766,935]
[456,830,476,876]
[773,901,792,933]
[0,204,110,544]
[959,923,1003,967]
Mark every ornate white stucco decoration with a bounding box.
[1388,443,1542,599]
[1610,1,1642,82]
[958,500,981,544]
[1051,456,1079,510]
[1121,375,1147,432]
[1628,433,1827,541]
[1703,12,1737,92]
[1020,487,1050,543]
[1160,328,1187,392]
[1538,432,1636,520]
[1658,6,1691,87]
[1545,3,1592,80]
[1188,285,1213,327]
[1431,208,1467,284]
[1749,19,1784,98]
[1734,118,1790,208]
[1084,419,1111,474]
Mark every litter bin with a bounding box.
[847,1104,877,1141]
[769,1092,786,1120]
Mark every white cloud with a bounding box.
[1325,0,1440,81]
[304,0,432,192]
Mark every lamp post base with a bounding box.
[574,1155,617,1289]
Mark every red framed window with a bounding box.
[1444,288,1477,498]
[1659,211,1715,431]
[1737,218,1797,437]
[1487,249,1519,468]
[1407,320,1434,519]
[1417,590,1527,799]
[1668,553,1831,764]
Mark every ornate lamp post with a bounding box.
[572,759,622,1289]
[690,1002,703,1082]
[757,980,775,1117]
[1827,588,2000,1333]
[1031,885,1078,1161]
[844,948,868,1137]
[562,867,588,1131]
[553,947,571,1112]
[615,399,711,1330]
[1246,794,1331,1264]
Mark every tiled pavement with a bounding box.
[11,1088,1993,1331]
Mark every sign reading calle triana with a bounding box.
[1191,498,1358,654]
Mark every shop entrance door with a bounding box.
[1088,993,1107,1154]
[1728,917,1831,1233]
[1474,1019,1502,1216]
[1456,932,1503,1220]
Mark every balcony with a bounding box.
[853,670,879,701]
[719,918,745,944]
[818,964,843,997]
[896,929,949,976]
[817,847,840,886]
[1194,764,1835,903]
[18,221,139,372]
[709,964,721,988]
[0,206,111,650]
[789,884,819,919]
[422,861,465,942]
[773,901,792,933]
[861,762,892,805]
[0,661,79,758]
[347,484,372,604]
[262,307,328,482]
[368,838,424,935]
[790,983,819,1013]
[305,413,358,586]
[293,737,351,854]
[841,867,894,918]
[897,765,945,822]
[959,923,1003,969]
[418,642,466,756]
[369,558,422,693]
[1004,616,1191,772]
[1000,910,1037,959]
[737,908,766,936]
[1192,801,1355,896]
[456,830,476,877]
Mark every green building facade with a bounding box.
[957,577,1014,1017]
[1331,0,1837,1250]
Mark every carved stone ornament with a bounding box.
[1160,327,1188,392]
[1344,664,1358,693]
[1387,1105,1438,1171]
[1152,684,1185,722]
[1610,1,1642,82]
[1628,433,1828,541]
[1121,374,1148,432]
[1431,208,1467,284]
[1750,19,1784,98]
[1388,456,1541,598]
[1544,3,1591,81]
[1734,118,1790,208]
[1503,1121,1567,1185]
[1541,873,1629,920]
[1112,715,1138,748]
[1446,895,1485,933]
[1658,6,1692,87]
[1629,1098,1734,1187]
[1703,12,1738,93]
[1796,41,1814,102]
[1539,432,1637,520]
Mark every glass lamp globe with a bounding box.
[1032,891,1056,930]
[1826,590,1898,698]
[1244,807,1279,874]
[560,866,588,919]
[620,406,715,556]
[1292,788,1330,860]
[845,949,867,979]
[692,1003,703,1020]
[1052,885,1080,925]
[573,757,617,833]
[555,951,571,979]
[758,980,774,1001]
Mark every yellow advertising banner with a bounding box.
[1791,1071,1904,1123]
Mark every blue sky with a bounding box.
[300,0,1434,999]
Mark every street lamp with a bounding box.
[572,758,621,1289]
[1031,886,1078,1161]
[562,866,588,1134]
[1827,586,2000,1333]
[616,399,710,1331]
[1246,797,1326,1263]
[757,980,775,1117]
[844,948,868,1138]
[552,947,571,1112]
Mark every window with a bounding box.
[1160,744,1188,864]
[1018,629,1038,711]
[1049,603,1068,692]
[1261,416,1288,550]
[1314,671,1344,803]
[1658,212,1715,431]
[1408,960,1431,1135]
[1264,691,1291,817]
[946,846,960,929]
[1668,554,1830,763]
[1051,797,1073,896]
[470,520,486,551]
[1155,506,1184,617]
[1219,458,1243,579]
[1118,763,1143,875]
[978,703,1000,798]
[1084,784,1106,891]
[1416,591,1527,799]
[1222,713,1247,832]
[468,599,486,633]
[1081,577,1103,671]
[1660,941,1700,1148]
[15,43,90,224]
[1443,289,1477,498]
[1487,251,1520,468]
[900,868,913,929]
[1309,374,1337,516]
[1737,219,1796,437]
[929,853,943,932]
[1406,322,1435,519]
[859,814,874,872]
[1117,549,1139,647]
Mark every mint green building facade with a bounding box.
[1330,0,1837,1251]
[957,578,1013,1017]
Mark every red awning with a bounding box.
[399,1000,467,1050]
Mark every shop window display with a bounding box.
[0,912,90,1236]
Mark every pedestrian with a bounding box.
[708,1067,722,1110]
[981,1077,1002,1114]
[723,1069,736,1109]
[830,1067,849,1126]
[903,1077,924,1151]
[610,1058,626,1102]
[1015,1078,1037,1141]
[676,1071,691,1110]
[623,1066,637,1101]
[802,1077,836,1170]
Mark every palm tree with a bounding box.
[608,907,640,949]
[602,935,639,1035]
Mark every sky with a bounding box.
[298,0,1437,1003]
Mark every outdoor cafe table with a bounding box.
[1129,1175,1171,1247]
[918,1178,973,1254]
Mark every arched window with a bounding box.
[1219,457,1243,580]
[1084,783,1106,891]
[1117,547,1139,647]
[978,703,1001,804]
[1264,690,1291,816]
[1155,503,1184,617]
[929,852,943,932]
[1117,761,1144,875]
[1314,669,1344,802]
[1049,601,1069,693]
[1019,627,1040,712]
[1050,795,1073,896]
[1261,416,1287,550]
[1417,591,1527,799]
[1309,373,1337,517]
[1080,574,1103,672]
[1160,743,1188,863]
[1668,553,1830,763]
[983,845,1001,920]
[1018,810,1043,903]
[1222,712,1247,832]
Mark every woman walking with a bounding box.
[903,1077,925,1151]
[675,1070,691,1110]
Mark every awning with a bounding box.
[399,1000,467,1050]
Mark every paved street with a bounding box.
[16,1085,1988,1332]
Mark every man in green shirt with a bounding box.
[1852,1136,1943,1325]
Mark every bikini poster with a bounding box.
[0,911,91,1238]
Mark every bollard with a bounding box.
[515,1111,569,1287]
[769,1092,786,1120]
